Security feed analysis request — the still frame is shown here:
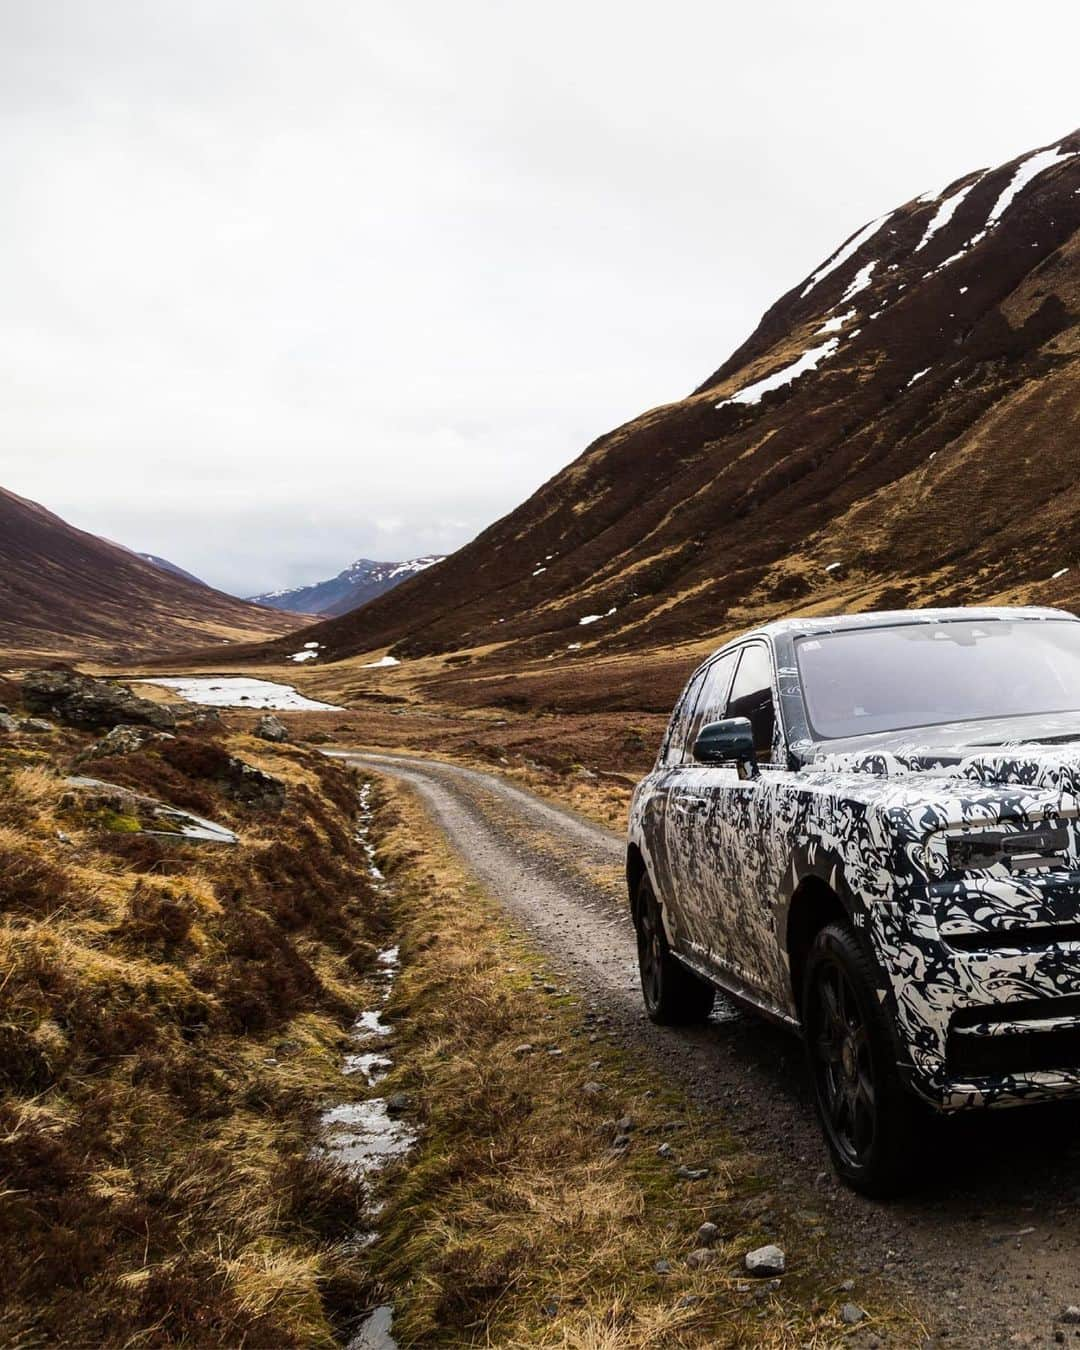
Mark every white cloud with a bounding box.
[1,2,1078,594]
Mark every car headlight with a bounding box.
[946,826,1069,872]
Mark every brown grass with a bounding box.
[0,721,391,1346]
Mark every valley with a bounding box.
[5,122,1080,1348]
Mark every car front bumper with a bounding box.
[874,874,1080,1111]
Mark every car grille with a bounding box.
[947,995,1080,1078]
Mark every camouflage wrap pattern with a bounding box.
[628,607,1080,1112]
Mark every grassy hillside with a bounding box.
[0,709,391,1345]
[0,485,302,662]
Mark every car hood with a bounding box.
[809,712,1080,795]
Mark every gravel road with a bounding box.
[334,750,1080,1348]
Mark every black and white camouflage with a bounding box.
[629,606,1080,1111]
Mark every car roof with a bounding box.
[744,605,1076,643]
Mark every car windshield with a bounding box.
[795,619,1080,740]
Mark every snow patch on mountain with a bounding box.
[839,260,877,303]
[716,338,840,409]
[816,308,856,334]
[388,557,440,580]
[927,144,1078,277]
[800,214,889,298]
[914,177,981,252]
[986,145,1078,228]
[289,641,323,663]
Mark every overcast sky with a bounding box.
[2,2,1079,596]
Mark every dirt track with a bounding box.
[334,751,1080,1348]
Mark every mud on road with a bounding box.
[333,751,1080,1349]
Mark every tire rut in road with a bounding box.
[336,751,1080,1348]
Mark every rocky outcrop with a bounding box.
[23,671,176,731]
[80,723,176,760]
[225,758,287,811]
[61,776,238,845]
[254,713,289,743]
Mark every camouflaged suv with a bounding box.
[628,607,1080,1193]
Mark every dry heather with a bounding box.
[359,780,923,1347]
[0,719,391,1346]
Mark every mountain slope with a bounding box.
[252,131,1080,690]
[137,553,209,588]
[0,486,302,662]
[249,555,445,618]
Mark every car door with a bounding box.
[666,641,780,991]
[644,663,710,915]
[660,648,740,968]
[709,641,782,992]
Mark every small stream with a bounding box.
[315,780,414,1350]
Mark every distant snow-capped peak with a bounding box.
[248,553,446,617]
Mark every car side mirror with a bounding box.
[692,718,759,779]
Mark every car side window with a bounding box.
[683,650,739,762]
[725,643,777,762]
[661,666,709,766]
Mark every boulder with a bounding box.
[226,758,286,811]
[254,713,289,743]
[62,775,238,845]
[81,723,175,760]
[0,712,18,733]
[18,718,53,733]
[23,670,175,732]
[187,708,223,727]
[745,1244,786,1277]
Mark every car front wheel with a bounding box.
[803,921,922,1197]
[633,874,714,1025]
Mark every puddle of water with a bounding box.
[138,676,341,711]
[347,1304,397,1350]
[318,1101,417,1174]
[355,1009,392,1039]
[344,1052,393,1084]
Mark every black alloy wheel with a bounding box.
[636,882,664,1013]
[808,955,876,1168]
[633,874,714,1025]
[802,921,922,1196]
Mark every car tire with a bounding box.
[802,920,923,1197]
[633,873,714,1025]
